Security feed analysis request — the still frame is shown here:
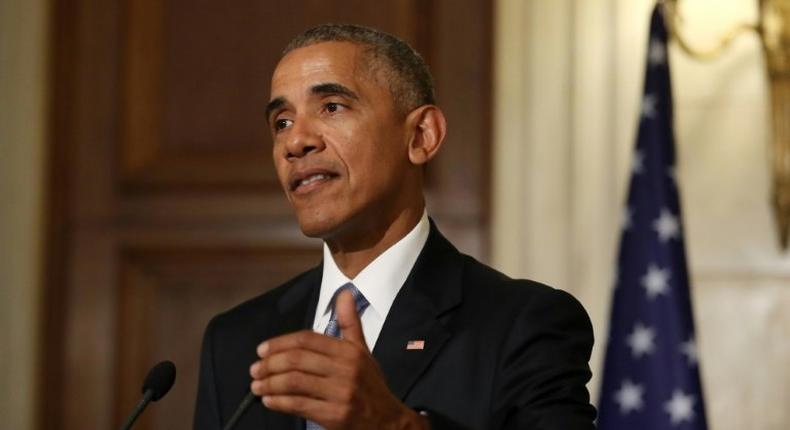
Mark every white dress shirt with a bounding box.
[312,211,430,350]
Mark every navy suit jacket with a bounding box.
[193,223,597,429]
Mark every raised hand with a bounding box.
[249,289,429,430]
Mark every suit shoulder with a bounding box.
[458,253,589,316]
[207,266,318,332]
[457,253,549,296]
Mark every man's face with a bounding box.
[268,42,416,240]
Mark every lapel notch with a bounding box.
[373,222,464,399]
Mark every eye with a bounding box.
[274,118,293,132]
[325,102,341,113]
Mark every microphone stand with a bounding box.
[222,392,257,430]
[120,388,154,430]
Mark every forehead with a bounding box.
[270,42,374,96]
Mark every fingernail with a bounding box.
[258,342,269,357]
[249,362,258,377]
[262,395,271,406]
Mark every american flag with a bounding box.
[597,6,709,430]
[406,340,425,350]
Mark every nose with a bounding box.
[284,118,324,159]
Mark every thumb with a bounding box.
[336,289,368,351]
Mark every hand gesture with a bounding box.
[249,289,429,430]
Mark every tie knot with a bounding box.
[323,282,369,339]
[331,282,369,315]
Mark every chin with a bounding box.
[298,223,329,238]
[294,211,341,239]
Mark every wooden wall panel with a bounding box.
[115,247,321,430]
[120,0,433,190]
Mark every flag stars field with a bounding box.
[648,39,667,66]
[668,165,677,183]
[680,338,699,366]
[664,390,696,425]
[641,94,658,119]
[632,150,645,174]
[598,7,707,429]
[641,264,671,299]
[653,209,680,242]
[614,380,645,414]
[622,207,633,231]
[626,322,656,358]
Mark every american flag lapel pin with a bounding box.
[406,340,425,350]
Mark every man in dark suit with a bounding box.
[194,24,596,430]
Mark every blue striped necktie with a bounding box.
[305,283,369,430]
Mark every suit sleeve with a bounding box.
[492,287,597,430]
[193,317,223,430]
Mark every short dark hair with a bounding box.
[283,24,435,114]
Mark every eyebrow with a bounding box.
[310,82,359,101]
[265,82,360,121]
[265,97,286,121]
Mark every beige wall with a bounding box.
[494,0,790,429]
[0,0,48,428]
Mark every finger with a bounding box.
[262,394,350,428]
[250,349,343,380]
[256,330,351,359]
[250,371,338,400]
[336,289,368,350]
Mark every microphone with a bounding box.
[222,391,257,430]
[119,360,177,430]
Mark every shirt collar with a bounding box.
[317,210,430,322]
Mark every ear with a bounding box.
[405,105,447,166]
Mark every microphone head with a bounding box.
[142,360,176,401]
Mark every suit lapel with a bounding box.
[275,265,322,334]
[259,223,465,425]
[372,222,463,399]
[259,265,321,430]
[372,293,452,399]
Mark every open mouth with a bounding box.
[290,171,339,193]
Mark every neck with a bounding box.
[325,205,424,279]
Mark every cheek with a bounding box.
[272,156,283,179]
[327,120,407,187]
[350,144,407,192]
[323,127,357,172]
[272,155,291,190]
